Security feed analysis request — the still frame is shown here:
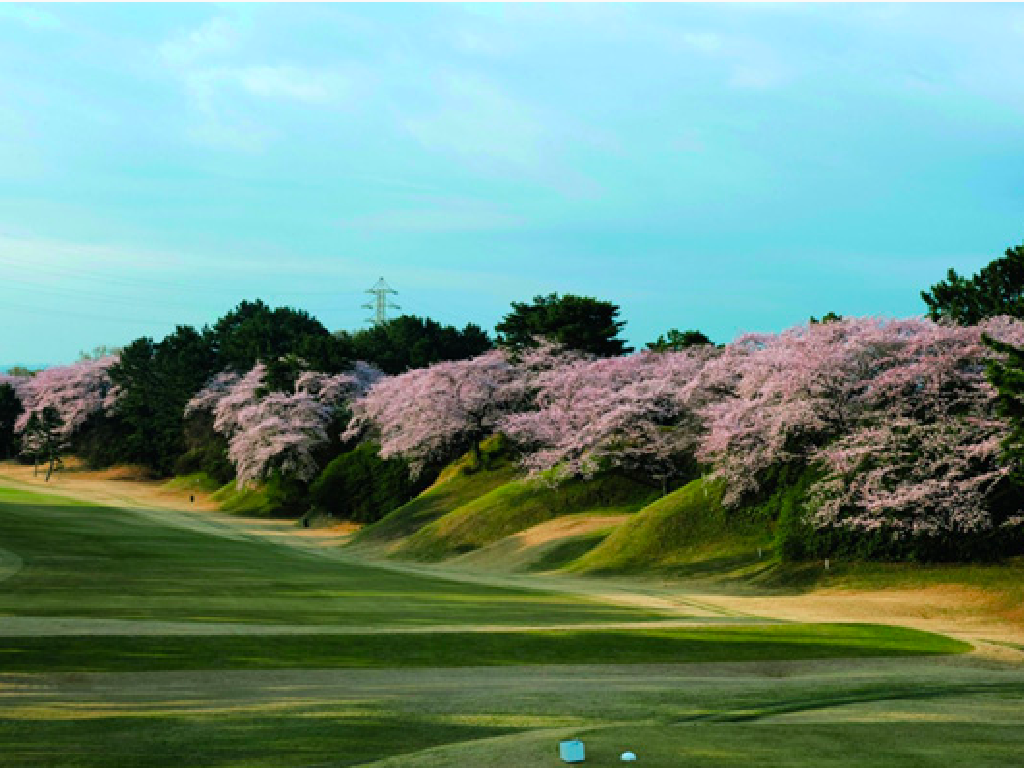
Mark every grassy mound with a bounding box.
[446,513,627,573]
[347,436,519,553]
[396,473,658,562]
[211,481,280,516]
[568,477,771,575]
[162,471,222,494]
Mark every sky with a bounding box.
[1,3,1023,366]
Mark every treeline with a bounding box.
[3,243,1024,562]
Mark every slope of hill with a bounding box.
[445,512,629,573]
[396,472,658,561]
[567,477,772,576]
[347,436,519,554]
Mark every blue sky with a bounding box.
[1,3,1023,366]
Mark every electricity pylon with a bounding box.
[363,277,399,326]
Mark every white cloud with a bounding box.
[681,32,724,55]
[159,17,350,151]
[729,64,786,91]
[0,4,61,31]
[160,17,240,66]
[233,66,345,105]
[403,73,546,172]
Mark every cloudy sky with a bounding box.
[1,3,1023,365]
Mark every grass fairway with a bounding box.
[1,479,1019,768]
[0,486,657,627]
[0,624,966,673]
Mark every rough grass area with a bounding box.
[210,481,280,516]
[0,486,657,627]
[349,437,519,552]
[397,473,658,562]
[568,477,769,575]
[162,472,222,494]
[0,624,966,673]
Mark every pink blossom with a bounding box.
[14,356,119,440]
[501,348,714,487]
[187,361,383,486]
[346,349,525,475]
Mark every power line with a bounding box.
[362,277,399,326]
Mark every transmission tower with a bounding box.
[363,277,400,326]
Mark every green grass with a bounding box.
[162,472,222,494]
[210,481,280,516]
[0,711,519,768]
[349,436,520,551]
[397,472,657,562]
[0,485,659,626]
[568,477,769,575]
[7,664,1011,768]
[0,624,966,673]
[2,472,1017,768]
[390,718,1024,768]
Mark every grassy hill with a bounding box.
[347,436,519,554]
[446,512,629,573]
[567,477,772,576]
[394,472,658,562]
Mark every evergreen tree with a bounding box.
[646,328,712,352]
[0,383,23,459]
[496,293,631,356]
[23,406,65,481]
[923,243,1024,324]
[985,335,1024,482]
[343,315,492,375]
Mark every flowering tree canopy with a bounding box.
[696,316,1024,534]
[501,349,713,488]
[188,361,382,486]
[13,356,119,441]
[346,349,525,475]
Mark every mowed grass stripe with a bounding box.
[0,624,968,673]
[0,486,658,626]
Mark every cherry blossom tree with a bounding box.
[14,356,119,442]
[696,318,962,504]
[501,348,715,491]
[809,316,1024,536]
[187,361,382,486]
[695,315,1024,535]
[346,349,525,475]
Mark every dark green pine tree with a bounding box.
[496,293,632,356]
[923,243,1024,325]
[985,334,1024,481]
[0,382,23,460]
